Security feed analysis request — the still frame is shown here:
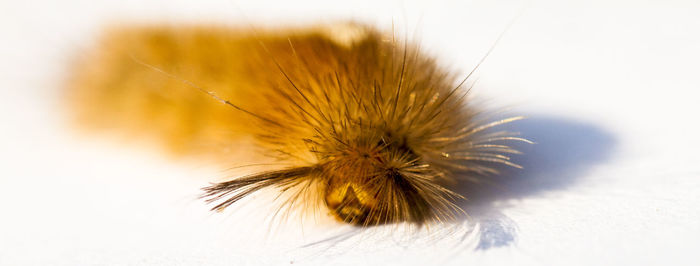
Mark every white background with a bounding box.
[1,0,699,265]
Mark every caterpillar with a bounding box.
[66,22,527,227]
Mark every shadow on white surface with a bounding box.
[292,115,618,260]
[454,115,617,249]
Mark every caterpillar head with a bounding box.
[317,129,461,226]
[201,126,470,227]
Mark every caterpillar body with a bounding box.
[67,22,526,227]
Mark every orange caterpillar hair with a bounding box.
[67,22,527,226]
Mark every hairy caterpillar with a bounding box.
[66,22,527,227]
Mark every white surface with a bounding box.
[1,0,700,265]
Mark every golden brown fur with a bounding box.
[67,23,526,226]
